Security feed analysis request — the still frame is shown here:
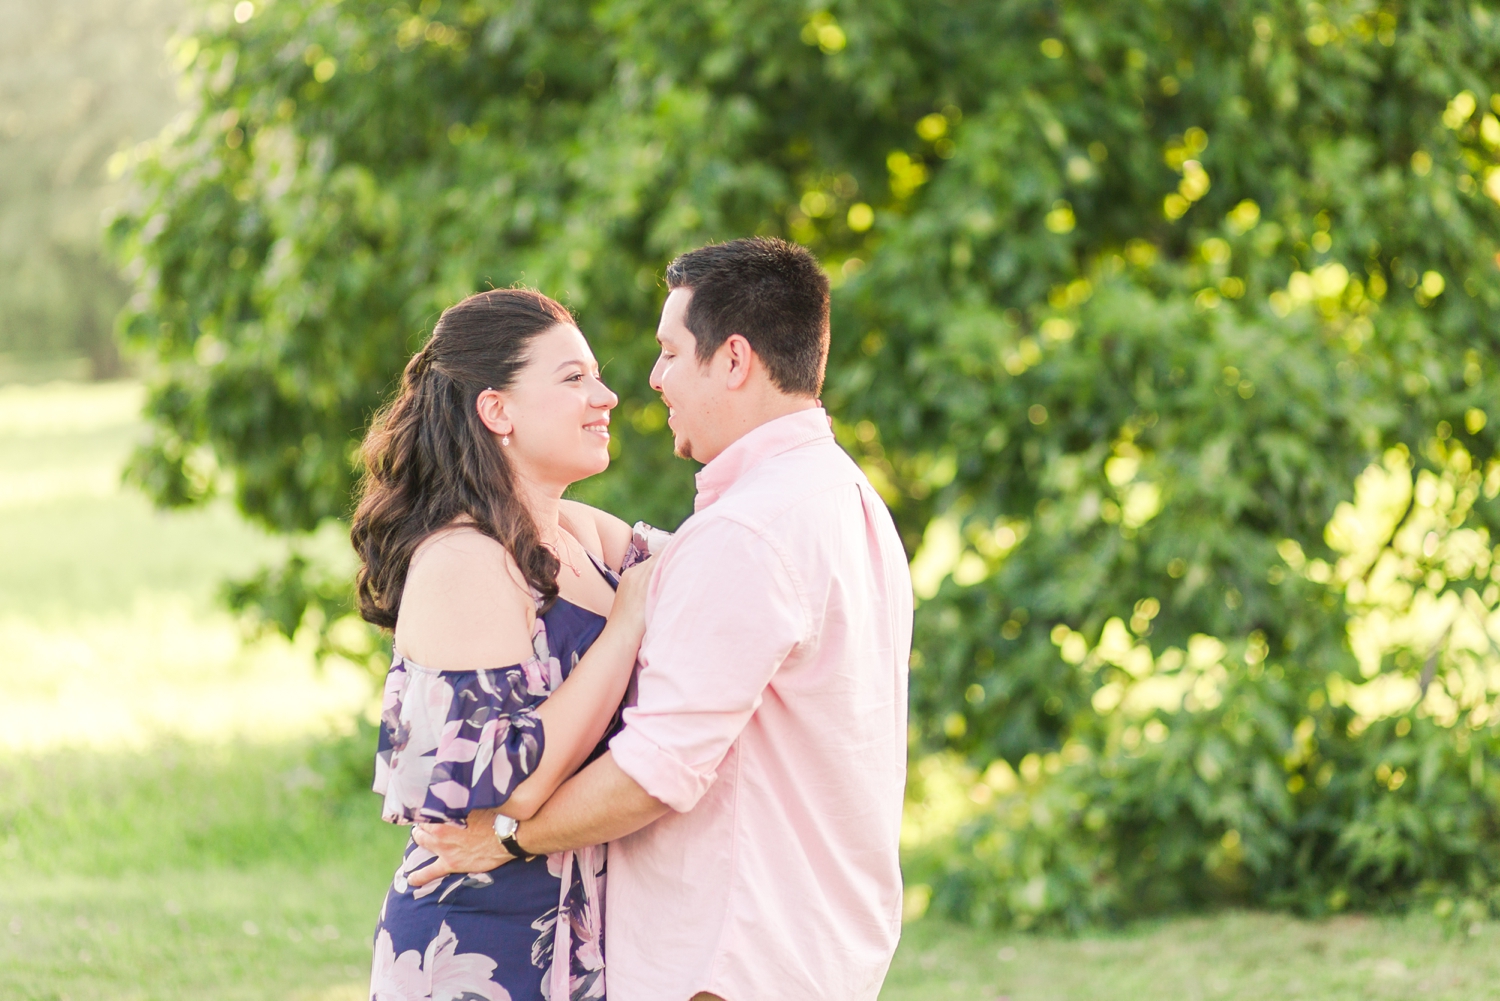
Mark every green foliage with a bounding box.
[906,704,1500,930]
[113,0,1500,923]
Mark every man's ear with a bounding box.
[475,388,513,437]
[721,333,755,390]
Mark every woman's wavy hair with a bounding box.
[351,288,574,629]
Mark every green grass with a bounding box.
[4,867,385,1001]
[3,379,1500,999]
[886,912,1500,1000]
[0,737,409,1001]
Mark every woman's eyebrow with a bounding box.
[551,358,593,372]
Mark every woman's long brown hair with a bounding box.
[350,288,573,629]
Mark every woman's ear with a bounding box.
[475,388,513,438]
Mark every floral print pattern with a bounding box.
[529,844,608,1000]
[370,526,661,1001]
[371,921,513,1001]
[375,623,556,825]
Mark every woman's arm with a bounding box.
[504,559,650,817]
[394,528,647,822]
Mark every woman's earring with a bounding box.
[501,435,510,446]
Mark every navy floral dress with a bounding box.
[369,529,662,1001]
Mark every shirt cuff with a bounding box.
[609,725,714,814]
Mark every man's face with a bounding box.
[649,288,723,462]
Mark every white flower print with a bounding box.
[370,922,512,1001]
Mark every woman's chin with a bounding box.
[569,449,612,481]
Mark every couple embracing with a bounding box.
[351,237,914,1001]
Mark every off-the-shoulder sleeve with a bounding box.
[372,654,551,825]
[622,521,672,570]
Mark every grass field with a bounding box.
[3,378,1498,1000]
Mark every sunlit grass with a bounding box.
[0,380,372,752]
[883,911,1500,1000]
[0,601,372,752]
[0,380,403,997]
[0,738,408,1001]
[0,380,280,619]
[2,867,384,1001]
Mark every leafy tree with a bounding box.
[113,0,1500,921]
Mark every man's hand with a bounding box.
[409,815,513,888]
[408,753,669,888]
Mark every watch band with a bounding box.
[500,826,536,862]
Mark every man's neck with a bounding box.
[699,394,820,464]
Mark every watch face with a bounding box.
[492,813,519,838]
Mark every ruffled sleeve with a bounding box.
[373,653,552,825]
[623,521,672,571]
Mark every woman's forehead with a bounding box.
[526,323,595,366]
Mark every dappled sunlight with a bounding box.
[1011,443,1500,736]
[901,752,985,853]
[1326,445,1500,727]
[0,377,372,753]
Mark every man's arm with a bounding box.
[408,751,667,886]
[516,751,670,853]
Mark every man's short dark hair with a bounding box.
[664,237,830,397]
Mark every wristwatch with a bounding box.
[492,813,536,861]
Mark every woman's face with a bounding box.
[483,323,618,490]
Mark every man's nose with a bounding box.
[648,358,664,392]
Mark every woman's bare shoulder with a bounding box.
[559,499,632,571]
[396,526,535,670]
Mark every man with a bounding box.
[413,237,913,1000]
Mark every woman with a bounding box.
[351,288,657,1001]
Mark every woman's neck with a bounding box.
[513,473,565,543]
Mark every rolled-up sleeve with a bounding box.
[609,517,807,813]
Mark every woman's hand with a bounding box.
[608,558,652,640]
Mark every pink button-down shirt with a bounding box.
[607,407,913,1000]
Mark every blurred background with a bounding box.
[5,1,1500,998]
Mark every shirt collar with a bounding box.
[693,407,833,511]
